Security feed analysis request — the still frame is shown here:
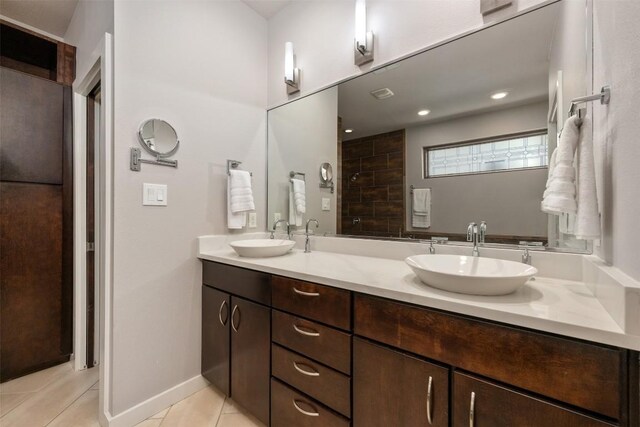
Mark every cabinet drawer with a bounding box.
[272,276,351,330]
[271,379,350,427]
[272,344,351,418]
[354,294,622,419]
[272,310,351,375]
[353,338,449,427]
[452,371,615,427]
[202,261,270,305]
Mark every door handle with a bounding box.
[426,376,433,425]
[469,391,476,427]
[231,305,240,332]
[218,300,228,326]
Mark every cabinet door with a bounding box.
[201,286,230,395]
[452,372,615,427]
[353,338,449,427]
[231,296,270,425]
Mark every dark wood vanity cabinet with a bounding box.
[270,276,353,427]
[353,337,449,427]
[354,294,638,426]
[201,262,271,425]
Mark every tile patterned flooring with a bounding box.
[0,362,264,427]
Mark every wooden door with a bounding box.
[0,67,73,381]
[231,296,270,425]
[201,286,230,395]
[353,337,449,427]
[452,371,615,427]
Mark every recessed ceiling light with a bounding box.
[418,109,430,116]
[344,129,353,133]
[491,91,509,100]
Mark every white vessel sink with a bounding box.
[406,254,537,296]
[229,239,295,258]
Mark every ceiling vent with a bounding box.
[370,88,394,100]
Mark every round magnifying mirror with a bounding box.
[138,119,179,158]
[320,162,333,184]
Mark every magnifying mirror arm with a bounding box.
[130,147,178,171]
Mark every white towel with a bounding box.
[291,178,306,214]
[229,170,255,213]
[412,188,431,229]
[541,116,579,215]
[227,170,254,229]
[573,117,600,240]
[288,181,303,227]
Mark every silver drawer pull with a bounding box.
[469,391,475,427]
[293,361,320,377]
[426,376,433,425]
[218,300,228,326]
[231,305,240,332]
[293,324,320,337]
[293,287,320,297]
[292,399,320,417]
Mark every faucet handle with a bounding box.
[466,222,477,242]
[479,221,487,244]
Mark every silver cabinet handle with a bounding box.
[231,305,240,332]
[292,399,320,417]
[293,324,320,337]
[426,376,433,425]
[293,361,320,377]
[469,391,475,427]
[218,300,228,326]
[293,287,320,297]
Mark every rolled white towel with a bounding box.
[291,178,306,214]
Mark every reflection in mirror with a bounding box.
[138,119,179,157]
[267,0,590,251]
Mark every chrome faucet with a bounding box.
[467,221,486,257]
[304,219,319,253]
[522,245,531,265]
[271,219,291,240]
[427,237,448,254]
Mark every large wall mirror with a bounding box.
[268,0,591,251]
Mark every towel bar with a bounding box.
[227,159,252,176]
[289,171,306,180]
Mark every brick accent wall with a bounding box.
[341,129,405,237]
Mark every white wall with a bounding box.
[405,102,549,236]
[592,0,640,282]
[268,87,338,234]
[111,0,267,415]
[64,0,114,84]
[267,0,549,107]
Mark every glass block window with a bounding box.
[424,130,548,178]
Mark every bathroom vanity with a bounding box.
[199,240,640,427]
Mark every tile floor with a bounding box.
[0,362,264,427]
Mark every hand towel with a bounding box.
[412,188,431,229]
[229,170,255,213]
[227,177,246,229]
[541,116,579,215]
[288,180,303,227]
[291,178,306,214]
[573,117,601,240]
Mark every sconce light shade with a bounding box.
[284,41,300,94]
[354,0,374,66]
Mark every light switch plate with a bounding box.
[248,212,257,228]
[322,198,331,211]
[143,183,168,206]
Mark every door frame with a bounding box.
[72,33,113,426]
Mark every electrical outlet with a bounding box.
[248,212,257,228]
[322,198,331,211]
[274,212,281,222]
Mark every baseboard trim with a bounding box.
[103,374,209,427]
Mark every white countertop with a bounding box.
[198,237,640,351]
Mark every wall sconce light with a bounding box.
[354,0,374,66]
[284,41,300,95]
